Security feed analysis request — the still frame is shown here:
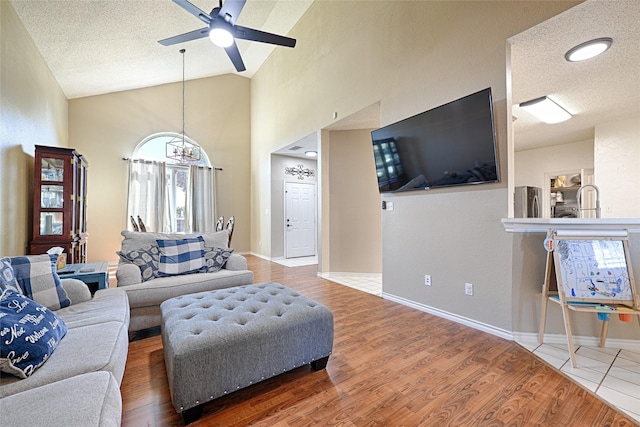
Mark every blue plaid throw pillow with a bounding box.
[10,254,70,310]
[0,289,68,378]
[156,237,205,277]
[0,257,22,294]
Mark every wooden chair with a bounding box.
[137,215,147,232]
[215,216,224,232]
[130,215,139,232]
[226,216,235,246]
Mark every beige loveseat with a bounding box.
[115,229,254,333]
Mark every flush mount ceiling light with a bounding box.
[565,37,613,62]
[519,96,572,124]
[305,151,318,157]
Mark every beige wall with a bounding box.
[595,117,640,218]
[68,75,251,262]
[1,2,68,256]
[251,1,580,333]
[327,129,381,273]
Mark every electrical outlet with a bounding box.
[424,275,431,286]
[465,282,473,296]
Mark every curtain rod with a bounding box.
[122,157,222,171]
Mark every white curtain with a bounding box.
[186,165,216,233]
[126,159,168,232]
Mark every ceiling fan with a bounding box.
[159,0,297,72]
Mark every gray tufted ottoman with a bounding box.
[160,282,334,424]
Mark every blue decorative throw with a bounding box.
[0,289,68,378]
[157,237,205,276]
[10,254,70,310]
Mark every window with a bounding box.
[127,133,216,233]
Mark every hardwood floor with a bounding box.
[120,256,637,426]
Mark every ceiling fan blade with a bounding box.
[218,0,246,25]
[158,27,209,46]
[173,0,212,25]
[224,41,246,72]
[233,25,296,48]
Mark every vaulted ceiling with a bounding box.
[9,1,639,154]
[10,0,312,99]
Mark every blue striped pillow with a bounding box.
[10,254,70,310]
[156,237,205,277]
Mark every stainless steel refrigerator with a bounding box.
[514,186,542,218]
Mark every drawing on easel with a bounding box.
[539,231,640,368]
[556,239,632,301]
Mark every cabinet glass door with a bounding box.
[40,212,63,235]
[41,157,64,181]
[41,185,64,208]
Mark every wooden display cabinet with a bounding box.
[29,145,88,263]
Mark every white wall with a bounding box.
[595,118,640,218]
[515,139,594,189]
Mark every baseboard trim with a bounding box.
[382,292,640,351]
[513,332,640,352]
[248,252,270,261]
[382,292,514,341]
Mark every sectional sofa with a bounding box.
[0,278,130,427]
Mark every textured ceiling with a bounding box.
[10,0,313,99]
[510,0,640,151]
[9,0,639,154]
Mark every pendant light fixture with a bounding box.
[166,48,201,164]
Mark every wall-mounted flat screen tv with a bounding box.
[371,87,499,193]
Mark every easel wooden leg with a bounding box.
[560,304,578,368]
[539,293,548,345]
[599,319,609,348]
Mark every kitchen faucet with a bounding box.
[576,184,601,218]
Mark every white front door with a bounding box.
[285,181,316,258]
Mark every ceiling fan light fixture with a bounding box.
[209,27,234,48]
[519,96,572,124]
[565,37,612,62]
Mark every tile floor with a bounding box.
[271,257,639,423]
[517,341,640,423]
[272,256,383,296]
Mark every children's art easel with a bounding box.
[538,229,640,368]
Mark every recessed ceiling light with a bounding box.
[305,151,318,157]
[519,96,572,124]
[565,37,612,62]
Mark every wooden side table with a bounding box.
[57,261,109,294]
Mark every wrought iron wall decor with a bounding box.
[285,164,316,180]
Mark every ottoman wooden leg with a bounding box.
[182,405,203,425]
[311,356,329,371]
